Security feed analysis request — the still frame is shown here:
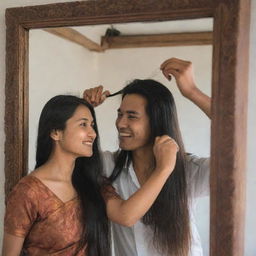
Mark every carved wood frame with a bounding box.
[5,0,251,255]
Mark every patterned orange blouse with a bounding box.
[4,175,86,255]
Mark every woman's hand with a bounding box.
[83,85,110,107]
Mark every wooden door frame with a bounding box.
[5,1,251,255]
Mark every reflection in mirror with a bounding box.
[29,18,212,255]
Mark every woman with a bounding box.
[3,95,178,255]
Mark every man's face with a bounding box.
[115,94,151,151]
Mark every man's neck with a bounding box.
[132,146,155,186]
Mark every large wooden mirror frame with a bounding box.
[5,0,250,255]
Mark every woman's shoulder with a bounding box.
[4,176,44,237]
[18,174,43,186]
[9,175,45,200]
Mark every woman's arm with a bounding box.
[106,167,173,227]
[2,232,24,256]
[161,57,211,119]
[105,135,179,227]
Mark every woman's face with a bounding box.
[54,105,97,158]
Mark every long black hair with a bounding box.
[35,95,110,256]
[110,79,191,256]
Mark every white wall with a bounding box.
[29,29,212,159]
[96,46,212,155]
[245,2,256,255]
[29,29,100,169]
[0,1,255,255]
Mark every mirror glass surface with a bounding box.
[29,18,212,255]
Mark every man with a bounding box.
[84,57,210,256]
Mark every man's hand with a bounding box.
[153,135,179,175]
[160,57,211,118]
[160,57,197,98]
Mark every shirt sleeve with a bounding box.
[4,180,38,238]
[101,151,116,177]
[185,154,210,198]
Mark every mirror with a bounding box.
[29,19,213,253]
[5,1,250,255]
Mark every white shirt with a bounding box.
[102,151,210,256]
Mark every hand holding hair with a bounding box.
[160,57,197,98]
[153,135,179,175]
[83,85,110,107]
[160,57,211,118]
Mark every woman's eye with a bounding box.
[128,115,136,119]
[80,122,87,127]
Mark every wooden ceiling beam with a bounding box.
[101,31,213,49]
[44,27,103,52]
[44,28,212,51]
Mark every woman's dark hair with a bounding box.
[110,79,191,256]
[35,95,110,256]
